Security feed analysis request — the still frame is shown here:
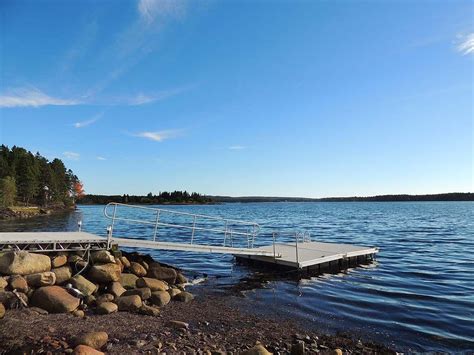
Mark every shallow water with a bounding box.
[1,202,473,352]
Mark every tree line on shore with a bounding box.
[78,191,213,205]
[0,145,83,208]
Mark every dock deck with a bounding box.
[236,241,379,269]
[0,232,378,270]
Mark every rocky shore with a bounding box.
[0,248,395,354]
[0,205,75,220]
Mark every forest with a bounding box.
[78,191,214,205]
[0,145,83,208]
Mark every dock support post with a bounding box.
[191,215,196,244]
[153,211,160,242]
[295,232,299,267]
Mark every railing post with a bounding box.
[223,221,228,246]
[111,203,117,237]
[295,232,299,266]
[191,215,196,244]
[153,210,160,242]
[107,226,112,249]
[77,220,82,232]
[272,232,276,260]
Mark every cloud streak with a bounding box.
[96,156,107,161]
[0,88,79,108]
[457,33,474,55]
[74,112,103,128]
[63,151,80,160]
[138,0,186,24]
[134,130,181,142]
[228,145,246,150]
[128,85,193,105]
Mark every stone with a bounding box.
[9,275,28,292]
[96,302,118,315]
[95,293,114,305]
[73,344,104,355]
[0,277,8,290]
[31,286,80,313]
[88,263,121,283]
[166,320,189,330]
[73,309,85,318]
[0,291,15,307]
[70,275,97,296]
[0,303,5,319]
[119,256,131,268]
[168,288,181,298]
[68,254,84,263]
[120,273,138,289]
[116,295,142,312]
[173,291,194,303]
[114,258,124,272]
[84,295,96,306]
[136,277,168,291]
[176,273,188,284]
[140,261,149,270]
[123,287,151,300]
[147,264,177,284]
[130,262,147,277]
[75,331,108,350]
[25,272,56,287]
[52,266,72,285]
[330,349,343,355]
[91,251,115,264]
[150,290,171,307]
[51,254,68,268]
[0,251,51,275]
[28,306,48,315]
[241,344,272,355]
[108,281,126,298]
[138,304,160,316]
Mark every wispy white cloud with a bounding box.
[63,151,80,160]
[457,33,474,55]
[96,156,107,161]
[138,0,186,24]
[134,129,181,142]
[228,145,246,150]
[74,112,103,128]
[0,88,79,108]
[128,85,193,105]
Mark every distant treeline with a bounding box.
[78,191,213,205]
[0,145,82,207]
[210,193,474,203]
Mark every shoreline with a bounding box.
[0,205,75,221]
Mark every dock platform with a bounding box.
[236,241,379,270]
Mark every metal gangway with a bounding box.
[104,202,279,257]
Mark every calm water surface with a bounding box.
[1,202,473,352]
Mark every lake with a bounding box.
[1,202,473,352]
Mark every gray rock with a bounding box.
[116,295,142,312]
[0,251,51,275]
[70,275,97,296]
[150,290,171,307]
[31,286,80,313]
[122,287,151,300]
[146,263,177,284]
[173,291,194,303]
[52,266,72,285]
[96,301,118,315]
[25,272,56,287]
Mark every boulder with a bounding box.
[96,301,118,315]
[0,277,8,290]
[114,258,124,272]
[119,256,131,269]
[75,331,108,350]
[88,263,121,283]
[31,286,80,313]
[120,273,138,289]
[116,295,142,312]
[146,264,177,284]
[25,272,56,287]
[91,251,115,264]
[52,266,72,285]
[130,262,147,277]
[139,304,160,316]
[72,309,85,318]
[0,251,51,275]
[108,281,126,298]
[70,275,97,296]
[0,291,15,307]
[330,349,343,355]
[51,254,67,268]
[176,273,188,284]
[150,290,171,307]
[0,303,5,319]
[95,293,114,305]
[84,295,96,306]
[140,261,149,270]
[122,287,151,300]
[173,291,194,303]
[73,344,104,355]
[9,275,28,292]
[136,277,168,291]
[168,288,181,298]
[241,344,272,355]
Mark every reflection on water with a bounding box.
[1,202,473,352]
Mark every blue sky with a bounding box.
[0,0,472,197]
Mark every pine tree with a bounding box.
[0,176,17,207]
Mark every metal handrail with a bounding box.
[103,202,260,248]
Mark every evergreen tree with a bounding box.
[0,176,17,207]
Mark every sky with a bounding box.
[0,0,472,197]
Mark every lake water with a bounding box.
[1,202,473,352]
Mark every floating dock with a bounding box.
[236,241,379,270]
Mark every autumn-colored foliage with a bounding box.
[73,181,85,199]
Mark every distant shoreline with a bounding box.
[77,192,473,205]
